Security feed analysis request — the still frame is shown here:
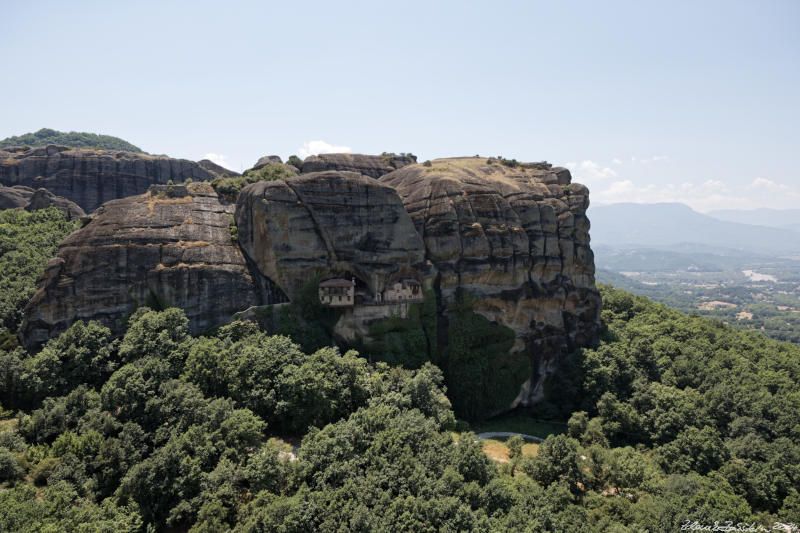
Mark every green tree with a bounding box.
[0,207,79,333]
[0,128,144,152]
[522,434,583,491]
[19,321,114,405]
[118,307,189,366]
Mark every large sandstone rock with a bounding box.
[0,145,223,213]
[380,158,601,403]
[236,171,427,299]
[300,153,416,178]
[0,184,86,219]
[197,159,239,176]
[251,155,283,171]
[20,182,259,349]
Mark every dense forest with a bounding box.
[0,208,81,349]
[0,128,144,153]
[1,208,799,531]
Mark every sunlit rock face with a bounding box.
[300,153,417,179]
[20,183,258,349]
[380,158,601,403]
[235,170,429,300]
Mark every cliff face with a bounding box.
[19,154,600,407]
[0,184,86,220]
[235,170,427,300]
[300,153,417,178]
[0,145,224,212]
[380,158,601,403]
[20,182,259,348]
[234,159,600,405]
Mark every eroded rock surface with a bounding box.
[197,159,239,176]
[0,145,223,212]
[300,153,417,178]
[0,184,85,219]
[251,155,283,171]
[380,158,601,402]
[236,171,427,299]
[20,182,258,348]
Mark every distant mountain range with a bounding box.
[708,207,800,230]
[588,202,800,254]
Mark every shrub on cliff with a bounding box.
[211,163,295,200]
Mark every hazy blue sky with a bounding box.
[1,1,798,211]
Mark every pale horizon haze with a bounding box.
[1,0,798,212]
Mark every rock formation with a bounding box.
[300,153,417,178]
[251,155,284,171]
[197,159,239,177]
[0,184,86,219]
[235,170,427,300]
[0,145,224,213]
[380,158,600,403]
[20,182,259,348]
[19,154,601,407]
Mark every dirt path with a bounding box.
[475,431,544,443]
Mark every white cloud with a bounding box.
[297,140,352,159]
[202,153,230,169]
[565,160,617,181]
[590,176,800,212]
[747,177,791,192]
[564,154,798,210]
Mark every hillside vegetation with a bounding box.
[0,255,799,530]
[0,128,144,153]
[0,208,80,348]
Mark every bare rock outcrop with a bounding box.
[235,171,427,300]
[0,184,86,219]
[20,182,259,348]
[197,159,240,177]
[300,153,416,178]
[0,145,223,213]
[380,158,601,402]
[251,155,283,171]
